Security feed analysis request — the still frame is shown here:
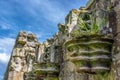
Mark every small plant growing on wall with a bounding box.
[65,10,113,76]
[71,11,106,38]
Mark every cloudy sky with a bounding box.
[0,0,88,79]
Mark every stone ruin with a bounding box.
[4,0,120,80]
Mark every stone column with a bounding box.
[110,0,120,80]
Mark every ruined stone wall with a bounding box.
[110,0,120,80]
[4,0,120,80]
[4,31,39,80]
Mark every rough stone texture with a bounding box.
[4,0,120,80]
[110,0,120,80]
[112,33,120,80]
[4,31,39,80]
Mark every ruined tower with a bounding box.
[4,0,120,80]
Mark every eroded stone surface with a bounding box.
[4,0,120,80]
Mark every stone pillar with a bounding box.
[110,0,120,80]
[4,31,39,80]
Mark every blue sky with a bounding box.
[0,0,88,79]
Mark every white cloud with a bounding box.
[0,23,10,30]
[20,0,67,23]
[0,38,15,52]
[30,0,87,24]
[0,37,15,64]
[0,75,3,80]
[0,53,10,63]
[33,0,66,23]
